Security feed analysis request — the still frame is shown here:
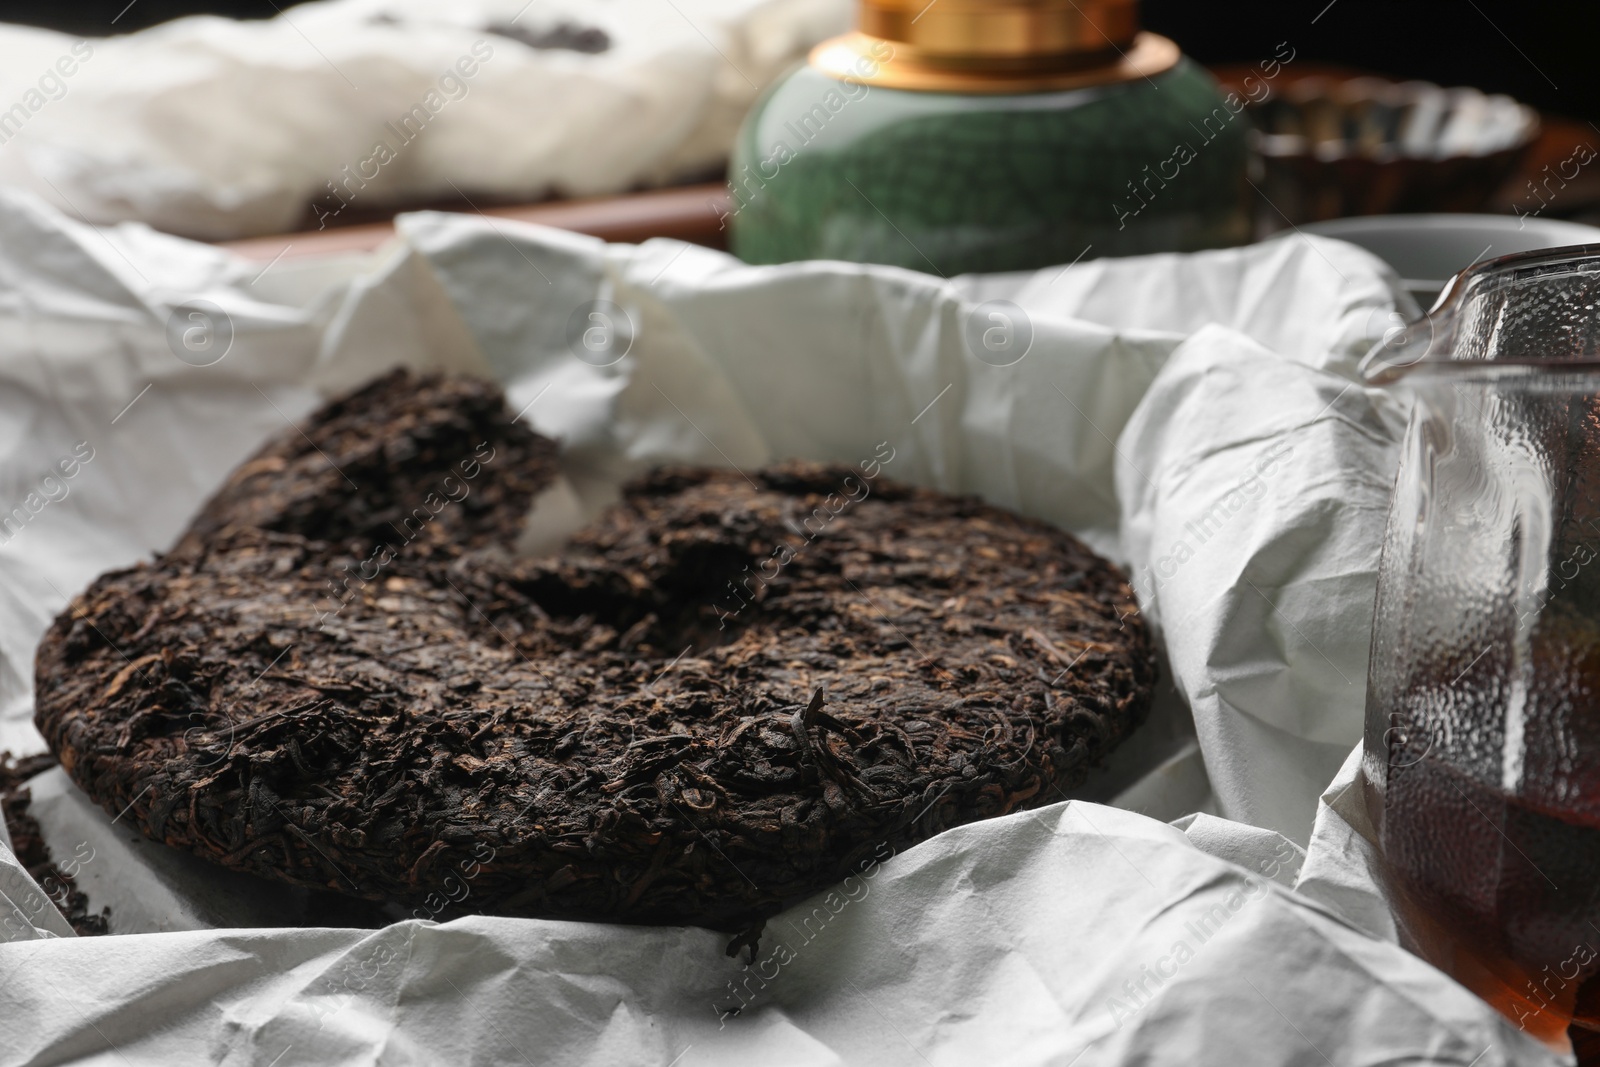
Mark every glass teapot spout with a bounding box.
[1360,242,1600,386]
[1358,282,1463,387]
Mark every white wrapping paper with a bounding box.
[1,802,1557,1067]
[0,192,1565,1064]
[0,0,849,239]
[1117,325,1413,844]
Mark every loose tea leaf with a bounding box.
[0,760,110,938]
[34,370,1156,930]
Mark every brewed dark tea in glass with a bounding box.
[1363,244,1600,1053]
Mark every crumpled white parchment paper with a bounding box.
[0,191,1565,1064]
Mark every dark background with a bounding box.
[0,0,1591,124]
[1143,0,1596,122]
[0,0,286,36]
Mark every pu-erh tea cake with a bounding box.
[34,370,1155,930]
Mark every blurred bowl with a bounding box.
[1300,213,1600,306]
[1223,74,1540,225]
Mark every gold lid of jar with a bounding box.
[811,0,1180,94]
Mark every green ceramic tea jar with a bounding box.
[726,0,1257,275]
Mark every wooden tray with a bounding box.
[222,182,732,261]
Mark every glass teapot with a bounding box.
[1361,244,1600,1050]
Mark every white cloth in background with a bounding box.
[0,0,849,239]
[0,192,1561,1064]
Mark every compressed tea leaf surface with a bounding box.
[34,371,1155,929]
